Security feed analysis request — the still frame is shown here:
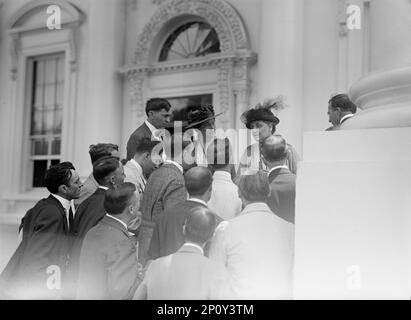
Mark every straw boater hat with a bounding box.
[240,97,286,129]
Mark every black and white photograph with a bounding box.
[0,0,410,305]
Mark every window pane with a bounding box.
[56,83,64,104]
[51,138,61,155]
[31,110,43,136]
[35,61,45,85]
[44,84,55,107]
[57,58,65,82]
[29,53,64,189]
[31,139,49,156]
[159,22,220,61]
[44,59,56,84]
[32,160,47,188]
[43,110,55,135]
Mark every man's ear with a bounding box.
[182,223,187,237]
[58,184,68,195]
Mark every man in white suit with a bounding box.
[124,137,162,195]
[209,170,294,299]
[134,207,228,300]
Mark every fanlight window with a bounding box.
[159,22,220,61]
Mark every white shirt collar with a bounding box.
[268,165,289,175]
[106,214,128,231]
[213,171,232,181]
[51,194,72,212]
[187,197,208,207]
[164,159,183,174]
[340,113,354,124]
[98,186,109,190]
[130,159,145,177]
[145,120,162,141]
[183,242,204,256]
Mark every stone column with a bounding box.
[344,0,411,130]
[75,0,126,173]
[294,0,411,299]
[257,0,304,155]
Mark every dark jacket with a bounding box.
[126,122,153,160]
[138,163,187,265]
[267,168,296,224]
[64,187,106,298]
[148,200,208,260]
[0,195,70,299]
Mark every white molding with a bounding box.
[121,0,256,132]
[3,1,82,207]
[8,0,83,29]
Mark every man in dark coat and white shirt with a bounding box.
[148,166,216,260]
[0,162,82,299]
[261,135,296,224]
[77,183,142,300]
[126,98,171,160]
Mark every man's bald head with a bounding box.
[261,135,288,163]
[184,166,213,197]
[183,207,218,245]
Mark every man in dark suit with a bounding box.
[126,98,171,160]
[148,166,215,260]
[65,156,125,298]
[74,143,119,207]
[326,93,357,131]
[261,135,296,224]
[77,183,142,299]
[0,162,82,299]
[138,134,194,266]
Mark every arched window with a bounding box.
[159,22,220,61]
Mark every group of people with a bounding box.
[0,93,357,300]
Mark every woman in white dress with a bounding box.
[237,99,299,177]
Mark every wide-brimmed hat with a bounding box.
[240,108,279,129]
[240,98,283,129]
[170,105,224,130]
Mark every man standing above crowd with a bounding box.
[261,135,296,224]
[326,93,357,131]
[209,171,294,299]
[206,138,242,220]
[148,166,215,261]
[124,138,162,195]
[138,134,194,265]
[74,143,119,207]
[77,183,142,300]
[0,162,82,299]
[126,98,171,160]
[135,207,227,300]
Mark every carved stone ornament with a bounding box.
[7,0,84,79]
[121,0,257,129]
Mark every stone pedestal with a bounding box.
[294,127,411,299]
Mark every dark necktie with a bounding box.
[68,207,74,233]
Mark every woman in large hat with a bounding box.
[237,97,299,176]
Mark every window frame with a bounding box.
[26,53,66,188]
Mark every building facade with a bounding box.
[0,0,410,298]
